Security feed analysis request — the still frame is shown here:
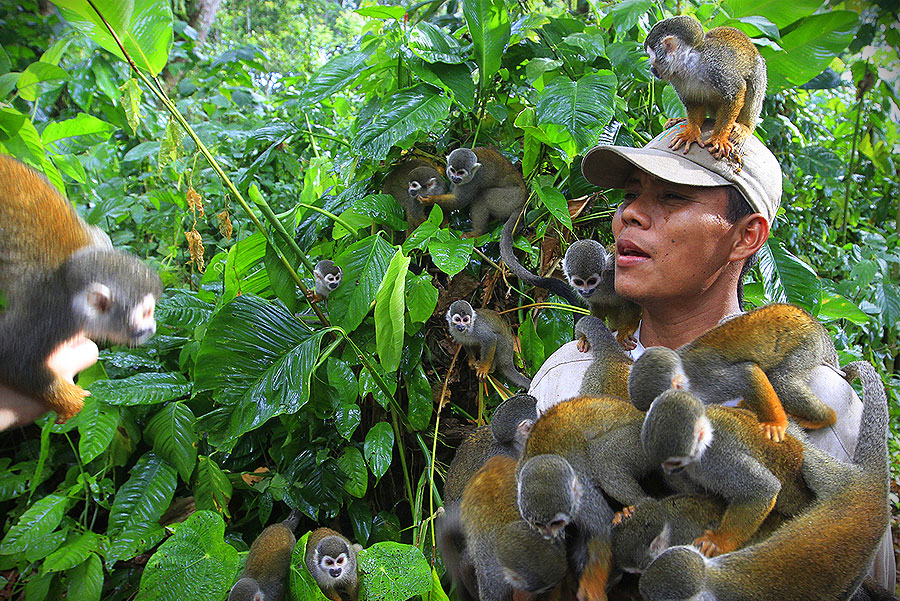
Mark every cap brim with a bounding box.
[582,145,732,189]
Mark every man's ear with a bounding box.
[729,214,769,261]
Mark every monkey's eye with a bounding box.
[586,277,598,287]
[324,558,334,566]
[336,557,344,565]
[550,519,566,529]
[572,278,583,287]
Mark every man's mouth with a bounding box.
[616,239,650,265]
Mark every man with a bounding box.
[528,119,896,591]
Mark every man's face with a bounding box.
[612,170,741,305]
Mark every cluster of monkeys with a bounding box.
[438,307,891,601]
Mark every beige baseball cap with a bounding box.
[581,120,782,224]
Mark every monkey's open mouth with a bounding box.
[329,568,342,578]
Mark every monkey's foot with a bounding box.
[467,355,478,369]
[790,408,837,430]
[704,132,736,160]
[668,127,702,154]
[576,336,591,353]
[47,380,89,424]
[305,291,324,303]
[612,506,636,525]
[693,530,737,558]
[576,560,609,601]
[759,420,788,443]
[663,117,687,129]
[475,363,492,380]
[615,331,638,351]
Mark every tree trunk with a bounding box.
[188,0,222,46]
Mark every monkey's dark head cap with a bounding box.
[581,119,782,224]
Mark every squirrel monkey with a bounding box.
[638,361,890,601]
[628,303,839,442]
[563,240,641,351]
[445,300,531,390]
[644,14,767,159]
[381,159,445,230]
[304,527,362,601]
[228,510,301,601]
[419,148,526,238]
[640,389,816,557]
[310,260,342,303]
[0,154,162,426]
[575,316,632,399]
[459,455,569,601]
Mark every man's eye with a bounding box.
[622,192,638,202]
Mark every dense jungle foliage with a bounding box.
[0,0,898,599]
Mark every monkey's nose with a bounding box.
[329,568,342,578]
[456,325,466,332]
[579,288,594,298]
[329,282,339,289]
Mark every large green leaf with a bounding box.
[290,532,332,601]
[463,0,511,90]
[193,295,327,444]
[404,364,433,432]
[338,447,368,498]
[374,249,410,373]
[358,542,432,601]
[363,422,394,481]
[405,273,438,324]
[77,396,118,464]
[723,0,823,29]
[43,532,103,573]
[135,511,240,601]
[89,372,191,406]
[302,50,370,104]
[66,553,103,601]
[762,11,858,91]
[533,177,573,231]
[194,456,233,516]
[0,494,68,555]
[107,452,176,537]
[427,229,475,277]
[145,403,198,483]
[408,23,471,64]
[156,289,215,330]
[52,0,173,76]
[351,85,451,161]
[16,62,70,103]
[757,240,821,313]
[329,235,396,334]
[41,113,116,144]
[535,71,617,152]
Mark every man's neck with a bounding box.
[637,295,742,350]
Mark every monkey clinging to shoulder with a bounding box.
[0,154,162,427]
[645,14,766,159]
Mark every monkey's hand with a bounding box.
[417,195,434,205]
[693,529,737,558]
[611,506,636,525]
[305,291,324,303]
[576,336,591,353]
[467,355,478,369]
[705,130,737,160]
[475,361,493,380]
[615,331,638,351]
[759,421,787,443]
[45,333,98,424]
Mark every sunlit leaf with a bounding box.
[427,230,474,277]
[329,235,395,334]
[89,372,191,406]
[66,553,103,601]
[409,23,471,64]
[724,0,823,29]
[302,50,370,103]
[77,396,118,464]
[43,532,103,573]
[290,532,332,601]
[464,0,511,90]
[535,71,617,152]
[757,240,821,312]
[358,542,432,601]
[375,249,410,373]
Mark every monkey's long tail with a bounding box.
[502,366,532,392]
[843,361,888,480]
[499,212,581,307]
[282,509,303,532]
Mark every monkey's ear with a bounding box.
[517,418,534,441]
[661,35,678,54]
[470,162,482,175]
[649,522,672,559]
[428,177,439,186]
[83,283,112,315]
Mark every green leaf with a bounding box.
[77,396,118,464]
[356,5,406,19]
[88,372,191,406]
[194,456,232,516]
[757,240,821,313]
[363,422,394,481]
[66,553,102,601]
[41,113,115,144]
[404,365,433,431]
[194,295,327,445]
[52,0,174,76]
[108,452,176,536]
[16,62,70,102]
[533,178,573,231]
[351,85,451,161]
[145,403,198,483]
[518,313,545,372]
[43,532,103,573]
[426,62,476,112]
[375,249,410,373]
[327,358,360,405]
[408,23,471,64]
[338,447,368,498]
[156,289,215,330]
[762,11,859,91]
[135,511,240,601]
[358,542,432,601]
[405,273,438,324]
[605,0,653,36]
[535,71,617,152]
[264,241,300,314]
[818,293,869,325]
[723,0,823,29]
[463,0,511,90]
[119,77,142,134]
[290,532,332,601]
[0,494,68,555]
[302,51,370,104]
[328,235,396,334]
[427,230,474,277]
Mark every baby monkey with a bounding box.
[446,300,531,390]
[381,158,445,229]
[304,527,362,601]
[645,14,766,159]
[310,259,342,303]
